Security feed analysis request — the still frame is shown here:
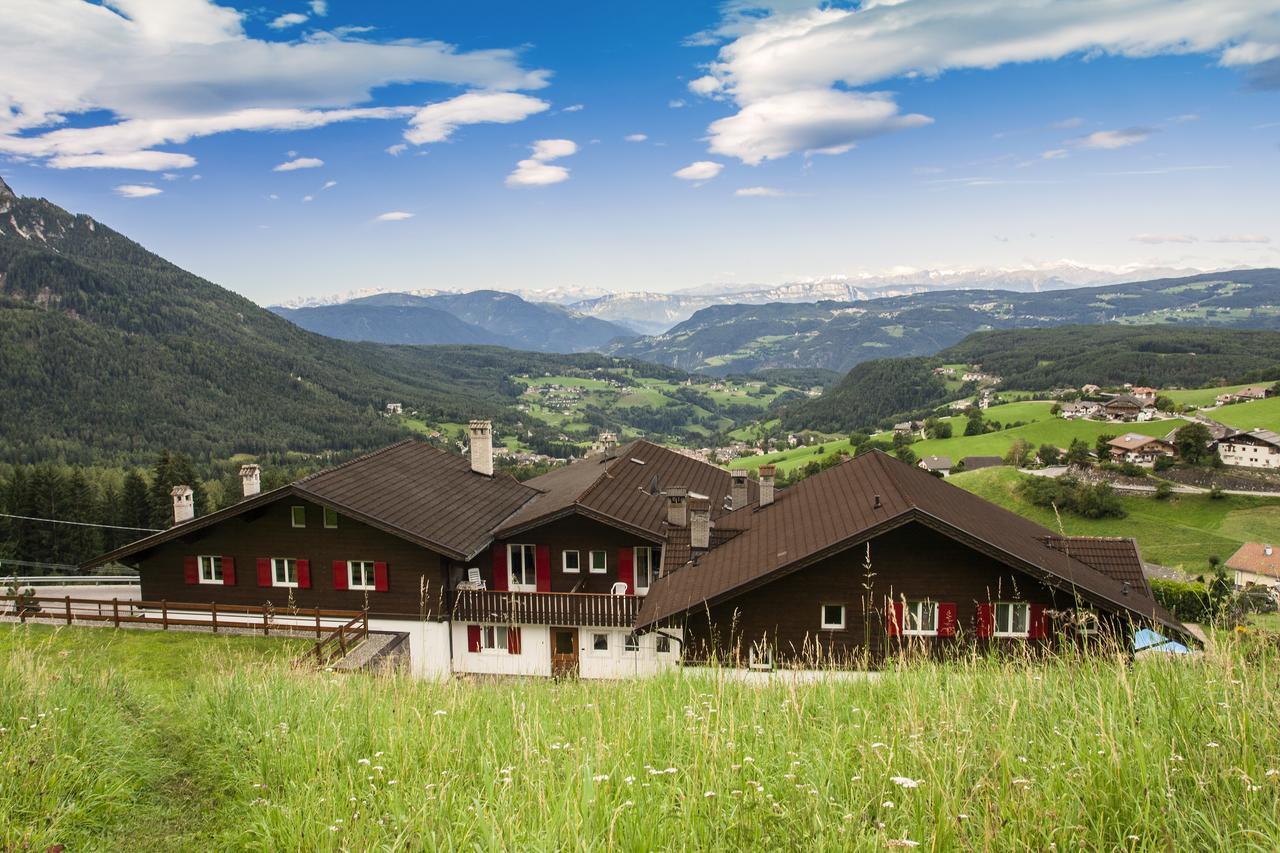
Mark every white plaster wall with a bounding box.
[1218,444,1280,468]
[451,623,552,677]
[367,618,452,680]
[578,627,682,679]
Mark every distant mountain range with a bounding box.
[606,269,1280,374]
[273,291,633,352]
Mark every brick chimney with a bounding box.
[758,464,776,507]
[730,468,748,509]
[468,420,493,476]
[665,486,688,527]
[171,485,194,525]
[238,463,261,498]
[690,498,711,550]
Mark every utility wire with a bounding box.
[0,512,161,533]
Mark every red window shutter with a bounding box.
[976,603,994,638]
[183,556,198,585]
[467,625,481,653]
[535,546,550,592]
[886,600,903,636]
[937,602,957,637]
[491,544,508,592]
[617,548,634,594]
[298,559,311,589]
[1029,604,1047,639]
[332,560,348,590]
[257,558,271,587]
[222,556,236,586]
[374,562,389,593]
[507,626,522,655]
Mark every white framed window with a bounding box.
[634,546,662,595]
[820,603,846,630]
[589,550,607,574]
[323,507,338,529]
[198,555,223,584]
[290,506,306,528]
[592,632,609,652]
[272,558,298,588]
[748,642,773,671]
[562,550,580,573]
[655,634,671,655]
[508,544,536,591]
[624,633,640,653]
[348,560,376,591]
[994,602,1031,637]
[1077,612,1100,635]
[480,625,510,654]
[903,601,939,636]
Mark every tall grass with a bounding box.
[2,624,1279,850]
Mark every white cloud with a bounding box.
[668,99,686,109]
[375,211,414,221]
[385,143,408,156]
[1051,117,1084,129]
[735,186,787,197]
[1041,148,1069,160]
[320,180,337,190]
[274,156,324,171]
[561,104,585,112]
[1209,234,1271,244]
[507,138,577,187]
[1073,127,1156,150]
[302,194,314,202]
[674,160,724,181]
[1131,233,1198,244]
[624,133,648,142]
[404,92,550,145]
[310,1,328,15]
[114,183,162,198]
[0,0,549,170]
[268,12,308,29]
[690,1,1280,163]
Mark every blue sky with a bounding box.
[2,0,1279,304]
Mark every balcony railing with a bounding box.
[452,588,640,628]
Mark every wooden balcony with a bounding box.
[452,588,640,628]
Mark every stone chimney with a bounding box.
[468,420,494,476]
[665,486,688,527]
[238,463,261,498]
[758,464,776,507]
[1266,544,1274,557]
[171,485,194,525]
[690,498,711,550]
[730,468,749,509]
[599,431,618,455]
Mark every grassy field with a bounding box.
[1212,396,1280,434]
[4,624,1280,850]
[1162,382,1260,408]
[950,467,1280,572]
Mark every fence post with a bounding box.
[315,607,321,639]
[338,625,347,657]
[162,600,168,630]
[363,608,369,637]
[112,598,119,628]
[65,595,72,626]
[263,605,270,637]
[211,602,218,633]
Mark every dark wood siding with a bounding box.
[680,522,1098,666]
[488,514,659,594]
[134,497,449,619]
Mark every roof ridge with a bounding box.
[295,437,424,485]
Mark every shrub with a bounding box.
[1150,579,1213,622]
[1153,455,1175,473]
[1016,475,1126,519]
[1153,481,1174,500]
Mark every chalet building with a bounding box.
[1106,433,1176,467]
[1101,394,1149,422]
[1059,401,1100,420]
[1215,429,1280,469]
[917,456,952,477]
[1225,542,1280,590]
[86,423,1186,678]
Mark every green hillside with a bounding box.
[1210,396,1280,433]
[950,467,1280,573]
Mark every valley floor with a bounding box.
[3,624,1279,850]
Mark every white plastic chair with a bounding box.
[610,581,629,596]
[467,567,486,589]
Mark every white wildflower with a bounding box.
[890,776,921,788]
[882,801,895,808]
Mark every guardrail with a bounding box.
[0,593,363,639]
[297,612,370,668]
[453,588,639,628]
[3,575,139,586]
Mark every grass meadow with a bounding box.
[3,624,1280,851]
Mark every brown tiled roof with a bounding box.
[1226,542,1280,579]
[495,440,754,539]
[84,440,538,566]
[1107,433,1171,451]
[1040,536,1147,591]
[1220,429,1280,449]
[637,451,1185,636]
[1105,394,1144,409]
[960,456,1003,470]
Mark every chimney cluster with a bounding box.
[730,468,748,509]
[690,498,711,550]
[171,485,194,525]
[665,486,688,527]
[239,463,261,498]
[468,419,494,477]
[758,464,776,508]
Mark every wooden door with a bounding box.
[551,627,578,678]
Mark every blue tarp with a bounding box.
[1133,628,1192,654]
